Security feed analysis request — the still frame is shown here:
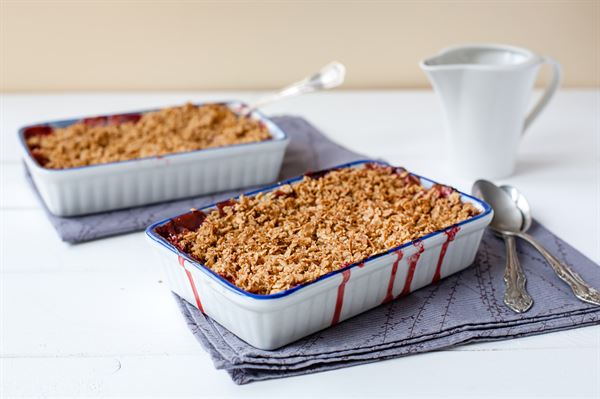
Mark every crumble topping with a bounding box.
[168,165,480,295]
[26,103,271,169]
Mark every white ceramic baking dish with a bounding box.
[146,160,493,350]
[18,102,289,216]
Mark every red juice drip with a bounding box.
[304,169,332,180]
[83,116,108,127]
[216,199,236,217]
[364,162,382,171]
[155,209,206,241]
[108,113,142,125]
[83,113,142,128]
[178,255,205,313]
[331,269,352,326]
[383,250,404,303]
[432,183,454,198]
[403,174,421,186]
[31,152,49,166]
[400,241,425,296]
[432,226,461,284]
[23,125,53,139]
[388,165,420,185]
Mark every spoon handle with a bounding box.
[519,233,600,306]
[241,62,345,115]
[502,234,534,313]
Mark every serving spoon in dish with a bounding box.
[240,61,346,116]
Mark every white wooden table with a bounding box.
[1,91,599,398]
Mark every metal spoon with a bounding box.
[500,184,600,306]
[472,180,533,313]
[240,61,346,116]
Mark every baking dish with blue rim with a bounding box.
[146,160,493,350]
[18,101,289,216]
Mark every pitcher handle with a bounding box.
[523,56,562,133]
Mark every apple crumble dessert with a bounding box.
[25,103,272,169]
[158,164,480,295]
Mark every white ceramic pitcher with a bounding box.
[421,44,561,178]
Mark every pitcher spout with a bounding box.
[420,44,544,106]
[419,54,466,110]
[420,44,541,72]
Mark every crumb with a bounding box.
[170,164,480,295]
[27,103,271,169]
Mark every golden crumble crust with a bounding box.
[171,165,480,295]
[26,103,271,169]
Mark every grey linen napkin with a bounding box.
[26,116,362,243]
[176,221,600,384]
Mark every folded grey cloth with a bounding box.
[26,116,362,243]
[176,221,600,384]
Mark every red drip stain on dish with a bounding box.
[155,155,171,166]
[84,113,142,127]
[155,209,206,241]
[331,269,352,326]
[31,152,49,166]
[217,272,235,285]
[304,169,334,180]
[432,183,454,198]
[83,116,108,127]
[108,113,142,125]
[216,199,237,216]
[388,165,420,186]
[432,226,461,284]
[178,255,205,313]
[23,125,54,166]
[23,125,53,139]
[400,241,425,296]
[274,189,296,198]
[357,262,366,268]
[383,250,404,303]
[403,174,421,186]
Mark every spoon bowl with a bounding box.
[472,180,524,234]
[500,185,532,232]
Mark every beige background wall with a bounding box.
[1,0,598,91]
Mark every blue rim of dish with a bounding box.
[17,101,288,172]
[146,159,493,300]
